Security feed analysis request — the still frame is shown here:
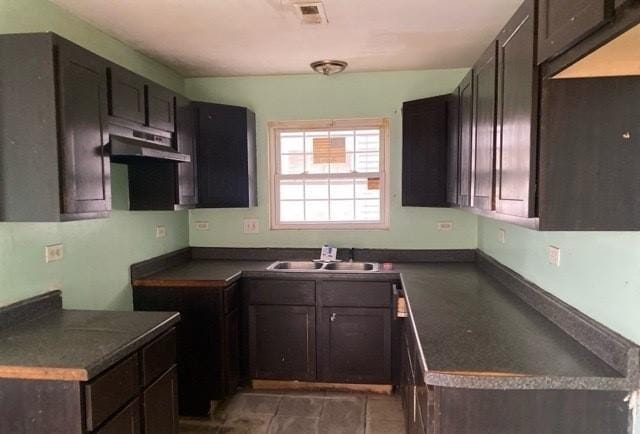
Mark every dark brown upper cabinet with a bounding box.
[458,71,474,208]
[472,42,498,211]
[107,64,146,125]
[195,102,257,208]
[495,0,539,218]
[537,0,615,64]
[446,89,460,205]
[0,33,111,222]
[175,95,198,207]
[146,83,176,133]
[402,96,449,207]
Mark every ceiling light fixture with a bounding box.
[310,60,348,76]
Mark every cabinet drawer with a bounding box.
[142,328,177,387]
[249,280,315,305]
[85,354,140,431]
[224,283,240,314]
[319,281,391,307]
[94,398,141,434]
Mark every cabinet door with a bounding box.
[538,0,614,64]
[108,65,146,125]
[95,398,141,434]
[318,307,391,384]
[56,39,111,218]
[401,96,449,207]
[142,367,179,434]
[146,84,175,132]
[175,95,197,207]
[223,308,240,395]
[495,0,538,218]
[472,42,498,211]
[458,71,474,207]
[249,305,316,381]
[446,89,460,205]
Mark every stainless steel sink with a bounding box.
[267,261,379,273]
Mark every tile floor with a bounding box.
[180,390,405,434]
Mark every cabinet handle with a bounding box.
[330,313,337,322]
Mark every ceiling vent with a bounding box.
[293,2,328,24]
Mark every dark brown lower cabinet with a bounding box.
[249,305,316,381]
[143,367,179,434]
[133,284,240,416]
[318,307,391,383]
[0,328,177,434]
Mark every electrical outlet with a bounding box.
[194,221,209,231]
[548,246,561,267]
[155,225,167,239]
[437,221,454,232]
[498,228,506,244]
[243,219,259,234]
[45,244,64,263]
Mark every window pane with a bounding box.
[330,179,354,199]
[280,180,304,200]
[304,131,330,153]
[356,131,380,152]
[355,178,380,199]
[305,180,329,199]
[305,201,329,221]
[281,136,304,154]
[281,201,304,222]
[355,199,380,221]
[330,152,354,174]
[331,132,355,152]
[330,200,354,221]
[305,154,330,174]
[355,152,379,173]
[281,154,305,174]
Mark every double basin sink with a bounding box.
[267,261,380,273]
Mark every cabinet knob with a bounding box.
[330,313,337,322]
[623,132,631,140]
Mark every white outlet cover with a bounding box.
[156,225,167,238]
[45,244,64,263]
[243,219,259,234]
[498,228,506,244]
[548,246,561,267]
[194,221,209,231]
[437,221,454,232]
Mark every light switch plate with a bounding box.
[243,219,259,234]
[194,221,209,231]
[437,221,454,232]
[548,246,561,267]
[498,228,506,244]
[156,225,167,238]
[45,244,64,263]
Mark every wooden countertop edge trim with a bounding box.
[132,279,230,287]
[0,366,88,381]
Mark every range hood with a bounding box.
[109,134,191,163]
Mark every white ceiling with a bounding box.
[50,0,523,77]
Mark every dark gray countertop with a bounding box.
[0,308,179,381]
[133,258,635,391]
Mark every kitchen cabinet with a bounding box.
[538,75,640,230]
[472,41,498,211]
[318,307,391,383]
[458,71,474,207]
[0,33,111,222]
[195,102,257,208]
[537,0,615,64]
[108,64,146,125]
[402,96,449,207]
[132,284,240,416]
[127,95,198,211]
[446,89,460,205]
[495,0,538,218]
[0,328,178,434]
[146,83,176,133]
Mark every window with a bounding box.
[269,118,389,229]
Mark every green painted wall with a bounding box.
[186,70,478,249]
[478,217,640,345]
[0,0,189,310]
[0,0,184,93]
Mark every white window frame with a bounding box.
[268,117,390,230]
